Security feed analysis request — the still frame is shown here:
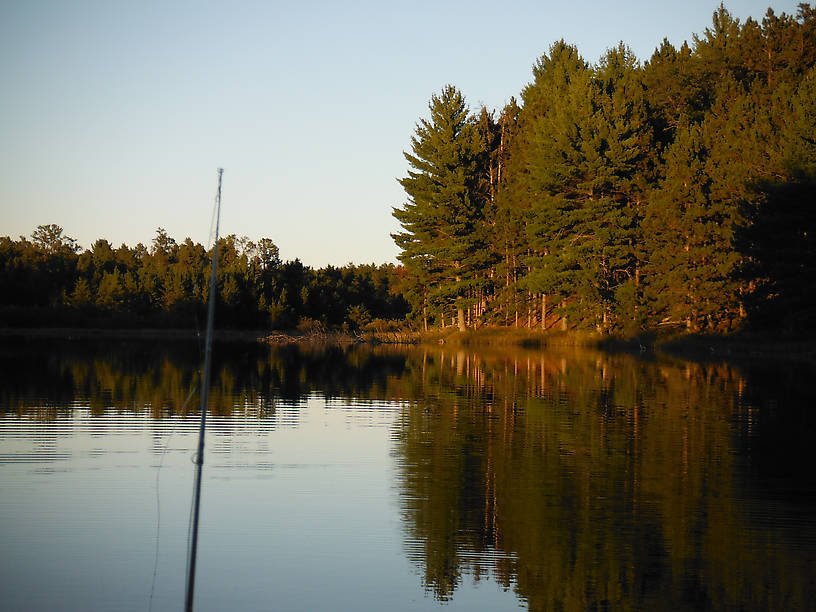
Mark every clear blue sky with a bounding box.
[0,0,803,267]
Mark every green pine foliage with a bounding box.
[393,85,488,331]
[739,66,816,329]
[393,3,816,334]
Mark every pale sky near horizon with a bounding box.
[0,0,803,267]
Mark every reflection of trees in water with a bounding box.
[0,338,261,418]
[0,339,410,420]
[1,339,813,609]
[394,348,816,611]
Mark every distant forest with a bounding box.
[393,3,816,334]
[0,225,408,330]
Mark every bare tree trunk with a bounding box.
[489,158,495,203]
[504,243,511,327]
[454,272,466,332]
[527,293,531,328]
[498,121,504,184]
[541,293,547,330]
[512,254,518,327]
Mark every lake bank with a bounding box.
[395,326,816,361]
[3,326,815,362]
[0,327,271,342]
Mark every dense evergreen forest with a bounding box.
[393,3,816,334]
[0,224,408,330]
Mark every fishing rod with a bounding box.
[185,167,223,612]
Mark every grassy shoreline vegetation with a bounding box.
[2,4,815,351]
[3,325,814,365]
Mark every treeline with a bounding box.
[393,4,816,334]
[0,224,409,330]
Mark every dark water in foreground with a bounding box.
[0,338,815,611]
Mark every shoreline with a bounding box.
[0,327,271,342]
[2,326,815,362]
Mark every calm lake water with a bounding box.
[1,338,815,611]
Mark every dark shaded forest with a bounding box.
[393,3,816,334]
[0,225,408,330]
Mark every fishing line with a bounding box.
[149,333,206,611]
[148,380,200,612]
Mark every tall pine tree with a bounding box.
[393,85,486,331]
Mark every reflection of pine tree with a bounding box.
[393,346,815,611]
